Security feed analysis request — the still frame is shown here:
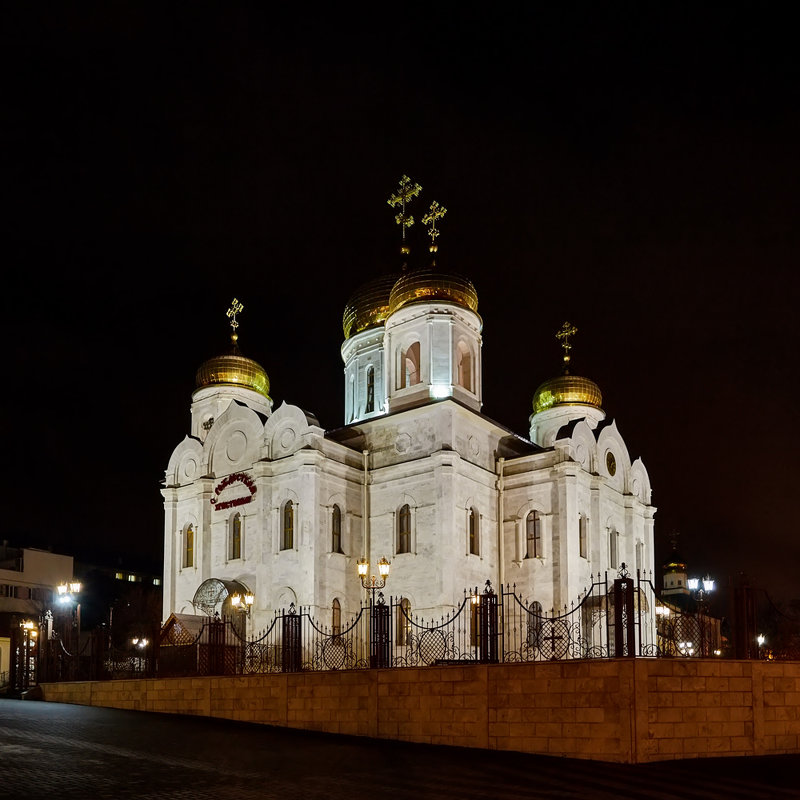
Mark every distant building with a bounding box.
[0,542,73,682]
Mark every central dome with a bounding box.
[388,266,478,316]
[195,343,270,399]
[342,274,398,339]
[532,374,602,415]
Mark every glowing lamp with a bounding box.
[378,557,391,578]
[687,578,699,591]
[69,581,82,594]
[702,577,715,592]
[244,592,255,607]
[357,557,369,577]
[57,583,68,595]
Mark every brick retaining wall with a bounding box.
[40,658,800,763]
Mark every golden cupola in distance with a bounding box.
[531,322,602,415]
[342,273,398,339]
[529,322,606,447]
[195,299,271,400]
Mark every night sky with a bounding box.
[5,6,799,606]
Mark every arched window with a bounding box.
[331,504,343,554]
[397,504,411,554]
[397,598,411,646]
[401,342,420,388]
[526,511,541,558]
[469,508,479,555]
[457,341,472,392]
[230,513,242,560]
[184,525,194,568]
[527,600,543,647]
[365,365,375,413]
[332,598,341,636]
[579,514,588,559]
[609,527,618,569]
[282,501,294,550]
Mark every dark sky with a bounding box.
[4,6,799,605]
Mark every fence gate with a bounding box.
[478,583,499,663]
[370,599,390,668]
[612,566,636,657]
[282,607,302,672]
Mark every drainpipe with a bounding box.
[362,449,370,602]
[496,457,505,590]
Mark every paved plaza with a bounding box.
[0,699,798,799]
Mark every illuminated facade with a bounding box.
[162,184,656,631]
[162,292,655,632]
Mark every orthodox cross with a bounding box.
[542,622,564,656]
[387,175,422,254]
[556,321,578,372]
[227,298,244,343]
[422,201,447,252]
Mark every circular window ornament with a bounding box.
[606,451,617,476]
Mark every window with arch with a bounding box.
[184,525,194,568]
[397,598,411,646]
[457,341,472,392]
[282,501,294,550]
[609,527,619,569]
[527,600,543,647]
[397,504,411,554]
[526,511,541,558]
[400,341,420,388]
[579,514,588,559]
[230,513,242,560]
[331,598,341,636]
[469,508,479,555]
[365,365,375,413]
[331,504,343,554]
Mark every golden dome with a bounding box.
[343,274,398,339]
[195,343,271,399]
[387,266,478,316]
[532,374,603,415]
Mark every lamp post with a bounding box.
[229,590,255,638]
[356,557,390,668]
[57,580,82,650]
[131,636,149,674]
[687,575,714,656]
[757,633,766,659]
[357,557,390,604]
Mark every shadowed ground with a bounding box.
[0,699,798,799]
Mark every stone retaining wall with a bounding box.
[40,658,800,763]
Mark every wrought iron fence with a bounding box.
[36,565,785,685]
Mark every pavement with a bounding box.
[0,698,798,799]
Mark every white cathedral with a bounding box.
[161,185,656,632]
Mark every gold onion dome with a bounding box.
[532,321,602,415]
[387,267,479,316]
[532,374,603,415]
[195,299,271,399]
[342,274,398,339]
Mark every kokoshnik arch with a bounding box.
[161,177,655,632]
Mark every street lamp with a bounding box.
[230,590,255,616]
[357,557,390,604]
[57,580,82,647]
[687,575,714,657]
[357,557,391,669]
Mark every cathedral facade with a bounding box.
[162,190,655,632]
